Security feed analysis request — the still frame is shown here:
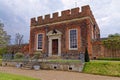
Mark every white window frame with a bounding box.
[69,29,78,50]
[36,33,44,51]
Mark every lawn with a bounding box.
[48,59,81,63]
[0,72,39,80]
[83,60,120,77]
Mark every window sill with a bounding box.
[69,48,78,50]
[36,49,43,51]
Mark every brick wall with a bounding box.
[92,41,120,58]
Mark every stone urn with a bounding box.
[33,65,40,70]
[16,63,22,68]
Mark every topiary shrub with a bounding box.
[14,52,24,59]
[85,48,90,62]
[0,55,2,59]
[0,59,2,66]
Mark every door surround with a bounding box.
[47,29,62,56]
[52,39,58,55]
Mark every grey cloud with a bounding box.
[0,0,63,44]
[0,0,120,44]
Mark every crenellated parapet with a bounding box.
[30,5,94,26]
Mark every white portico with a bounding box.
[47,29,62,57]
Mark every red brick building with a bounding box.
[29,5,100,59]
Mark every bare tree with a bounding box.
[14,33,24,53]
[15,33,24,46]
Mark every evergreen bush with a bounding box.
[85,48,90,62]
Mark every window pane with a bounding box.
[70,29,77,49]
[38,34,43,49]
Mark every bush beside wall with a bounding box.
[0,59,2,66]
[97,58,120,61]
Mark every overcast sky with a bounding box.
[0,0,120,44]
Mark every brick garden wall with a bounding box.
[92,41,120,58]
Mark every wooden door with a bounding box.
[52,39,58,55]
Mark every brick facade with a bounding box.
[29,5,100,59]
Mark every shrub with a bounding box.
[32,51,42,59]
[0,55,2,59]
[0,59,2,66]
[85,48,90,62]
[14,52,24,59]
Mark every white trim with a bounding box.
[91,26,94,40]
[47,29,62,36]
[36,33,44,51]
[48,35,61,56]
[69,29,78,50]
[47,29,62,56]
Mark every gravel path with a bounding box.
[0,66,120,80]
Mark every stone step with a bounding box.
[22,66,33,69]
[22,62,34,70]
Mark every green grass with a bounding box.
[83,60,120,77]
[48,59,81,64]
[0,72,39,80]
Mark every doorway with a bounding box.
[52,39,58,55]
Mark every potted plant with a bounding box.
[33,64,40,70]
[32,51,42,70]
[14,52,24,68]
